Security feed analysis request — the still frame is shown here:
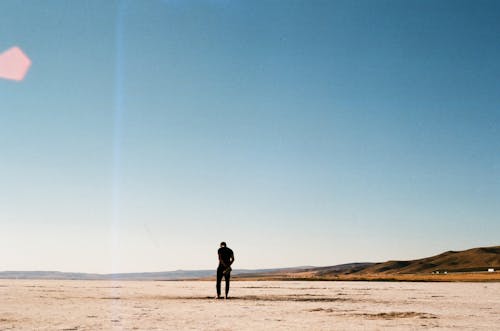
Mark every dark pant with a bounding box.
[216,265,231,297]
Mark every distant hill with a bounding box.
[311,262,376,276]
[233,245,500,281]
[0,270,215,280]
[2,246,498,281]
[232,263,375,279]
[353,246,500,274]
[0,267,313,281]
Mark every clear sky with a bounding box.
[1,0,499,273]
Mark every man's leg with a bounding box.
[216,267,223,298]
[224,271,230,298]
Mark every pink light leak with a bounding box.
[0,46,32,82]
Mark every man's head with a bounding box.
[220,242,226,248]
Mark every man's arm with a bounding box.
[229,253,235,266]
[219,252,227,267]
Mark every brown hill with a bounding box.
[232,245,500,281]
[352,246,500,275]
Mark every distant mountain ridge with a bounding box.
[234,245,500,280]
[352,246,500,275]
[2,245,498,280]
[0,267,313,281]
[0,270,214,280]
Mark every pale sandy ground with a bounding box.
[0,280,499,330]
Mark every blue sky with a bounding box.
[1,0,499,273]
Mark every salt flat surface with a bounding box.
[0,280,498,330]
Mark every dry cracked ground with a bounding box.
[0,280,499,330]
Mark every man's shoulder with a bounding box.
[218,247,233,254]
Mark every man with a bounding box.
[216,241,234,299]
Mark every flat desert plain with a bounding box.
[0,280,499,330]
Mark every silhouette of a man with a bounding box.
[216,241,234,299]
